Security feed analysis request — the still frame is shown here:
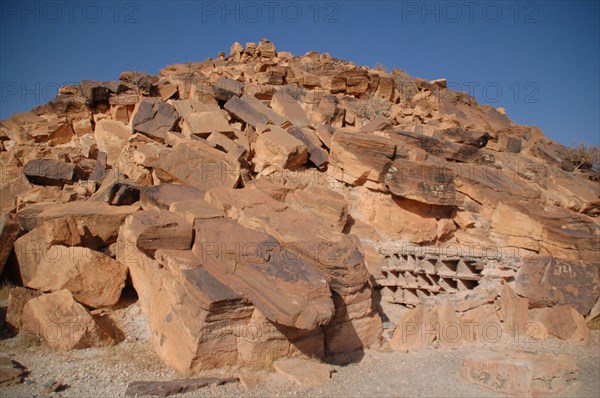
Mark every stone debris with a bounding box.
[124,377,238,397]
[0,357,28,387]
[273,358,335,386]
[0,40,597,381]
[461,350,578,396]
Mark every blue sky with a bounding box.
[1,0,598,146]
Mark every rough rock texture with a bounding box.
[26,245,128,308]
[1,40,598,377]
[514,255,600,316]
[461,350,578,396]
[21,290,115,350]
[194,218,334,330]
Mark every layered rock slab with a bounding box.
[193,217,334,330]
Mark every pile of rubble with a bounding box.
[0,39,598,393]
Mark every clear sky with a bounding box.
[1,0,598,146]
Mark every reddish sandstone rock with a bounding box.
[461,350,578,396]
[193,217,334,330]
[514,255,600,317]
[273,358,334,386]
[534,306,589,343]
[21,290,115,350]
[26,246,128,308]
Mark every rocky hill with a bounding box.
[0,39,598,394]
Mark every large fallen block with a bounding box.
[154,141,240,191]
[21,290,115,350]
[193,217,334,330]
[26,246,128,308]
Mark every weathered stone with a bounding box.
[287,126,328,168]
[23,159,84,186]
[94,119,132,165]
[205,188,371,292]
[0,357,27,387]
[154,141,240,190]
[0,213,20,275]
[119,223,252,374]
[435,300,462,349]
[213,77,244,101]
[257,39,276,58]
[16,201,138,242]
[156,81,178,101]
[461,350,578,396]
[390,306,435,351]
[132,99,179,142]
[27,246,128,308]
[240,94,287,126]
[254,125,307,172]
[271,92,309,127]
[125,377,238,397]
[330,129,395,188]
[207,132,247,161]
[140,184,205,210]
[121,211,193,254]
[193,218,334,330]
[514,255,600,317]
[182,111,233,138]
[498,284,529,339]
[349,189,438,244]
[273,358,334,386]
[169,199,223,226]
[5,287,42,330]
[80,80,126,104]
[285,185,348,232]
[21,290,115,349]
[1,153,33,213]
[535,306,589,343]
[224,96,270,127]
[384,158,457,205]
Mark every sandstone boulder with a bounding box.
[253,126,307,172]
[0,213,20,275]
[132,99,179,142]
[21,290,115,350]
[182,111,233,138]
[5,287,42,330]
[224,95,270,127]
[534,306,589,343]
[140,184,205,210]
[514,255,600,316]
[27,246,128,308]
[121,211,193,255]
[94,119,132,165]
[273,358,334,386]
[271,92,310,127]
[194,218,334,330]
[23,159,84,186]
[154,141,240,190]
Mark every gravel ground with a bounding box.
[1,326,599,398]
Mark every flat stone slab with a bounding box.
[125,377,238,397]
[193,218,334,330]
[273,358,335,386]
[23,159,83,186]
[140,184,205,210]
[461,350,578,397]
[0,356,28,387]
